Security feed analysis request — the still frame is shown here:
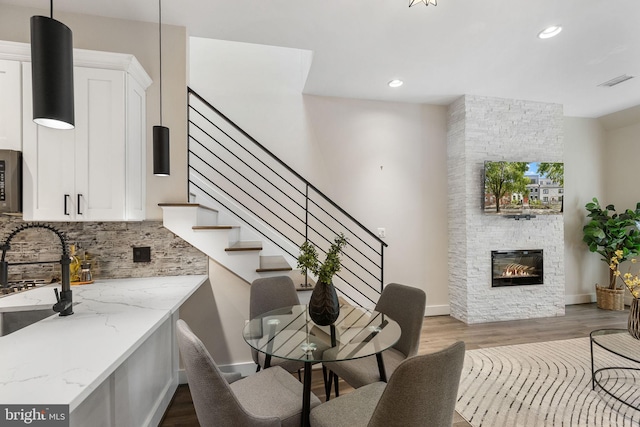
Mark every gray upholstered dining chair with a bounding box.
[176,319,321,427]
[310,341,466,427]
[323,282,426,399]
[250,276,306,376]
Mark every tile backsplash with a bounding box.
[0,216,207,282]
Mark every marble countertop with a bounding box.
[0,275,207,411]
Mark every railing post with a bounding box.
[305,183,309,242]
[304,183,309,288]
[380,244,384,293]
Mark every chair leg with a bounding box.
[323,366,333,401]
[333,372,339,397]
[256,364,261,372]
[297,368,302,382]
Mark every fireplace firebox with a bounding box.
[491,250,543,287]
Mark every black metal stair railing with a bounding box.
[187,88,388,306]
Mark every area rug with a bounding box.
[456,337,640,426]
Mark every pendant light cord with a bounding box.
[159,0,163,126]
[50,0,53,18]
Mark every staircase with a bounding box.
[158,88,387,308]
[159,201,304,286]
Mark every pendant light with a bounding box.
[30,0,74,130]
[153,0,170,176]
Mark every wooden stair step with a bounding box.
[158,202,218,213]
[225,241,262,252]
[192,225,238,230]
[256,255,292,272]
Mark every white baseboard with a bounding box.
[565,293,596,305]
[425,304,450,316]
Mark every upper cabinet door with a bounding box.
[74,67,126,221]
[22,65,76,221]
[0,60,22,151]
[22,64,146,222]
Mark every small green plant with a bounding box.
[297,233,348,284]
[583,197,640,289]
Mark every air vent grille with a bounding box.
[598,74,634,87]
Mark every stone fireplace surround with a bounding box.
[447,95,565,324]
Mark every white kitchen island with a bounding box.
[0,275,208,427]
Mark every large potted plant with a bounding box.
[297,233,348,326]
[583,197,640,310]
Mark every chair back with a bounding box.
[250,275,300,319]
[368,341,466,427]
[250,276,300,365]
[176,319,270,427]
[375,283,426,358]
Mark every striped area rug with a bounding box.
[456,337,640,426]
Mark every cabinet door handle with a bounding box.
[77,194,83,215]
[64,194,70,215]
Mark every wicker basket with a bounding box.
[595,284,625,311]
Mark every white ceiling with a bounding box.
[2,0,640,118]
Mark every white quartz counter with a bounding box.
[0,275,207,412]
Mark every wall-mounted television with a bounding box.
[483,161,564,216]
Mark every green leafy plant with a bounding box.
[583,197,640,289]
[297,233,348,284]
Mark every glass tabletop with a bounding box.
[591,329,640,364]
[243,304,401,363]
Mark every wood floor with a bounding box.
[160,303,630,427]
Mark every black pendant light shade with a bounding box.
[30,15,75,130]
[153,0,170,176]
[153,125,170,176]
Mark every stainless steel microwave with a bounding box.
[0,150,22,213]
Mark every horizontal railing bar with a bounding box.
[188,135,306,226]
[307,194,381,256]
[188,179,298,260]
[189,88,387,248]
[189,106,306,200]
[188,158,305,244]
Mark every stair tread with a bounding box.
[159,203,218,213]
[192,225,238,230]
[225,241,263,251]
[256,255,292,272]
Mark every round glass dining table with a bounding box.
[243,304,401,427]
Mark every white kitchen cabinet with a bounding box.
[22,56,149,221]
[0,59,21,151]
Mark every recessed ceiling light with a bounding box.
[388,79,403,88]
[538,25,562,39]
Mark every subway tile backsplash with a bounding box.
[0,216,207,282]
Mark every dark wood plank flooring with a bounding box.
[160,303,630,427]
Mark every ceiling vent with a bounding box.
[598,74,634,87]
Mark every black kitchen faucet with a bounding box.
[0,223,73,316]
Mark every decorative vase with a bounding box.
[308,280,340,326]
[595,284,625,311]
[629,298,640,340]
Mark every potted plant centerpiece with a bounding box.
[297,233,348,326]
[608,250,640,338]
[582,197,640,310]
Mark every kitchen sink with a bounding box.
[0,308,56,337]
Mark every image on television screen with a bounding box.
[483,161,564,216]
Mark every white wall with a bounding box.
[0,4,188,219]
[189,37,449,364]
[190,37,450,315]
[603,121,640,209]
[563,117,607,302]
